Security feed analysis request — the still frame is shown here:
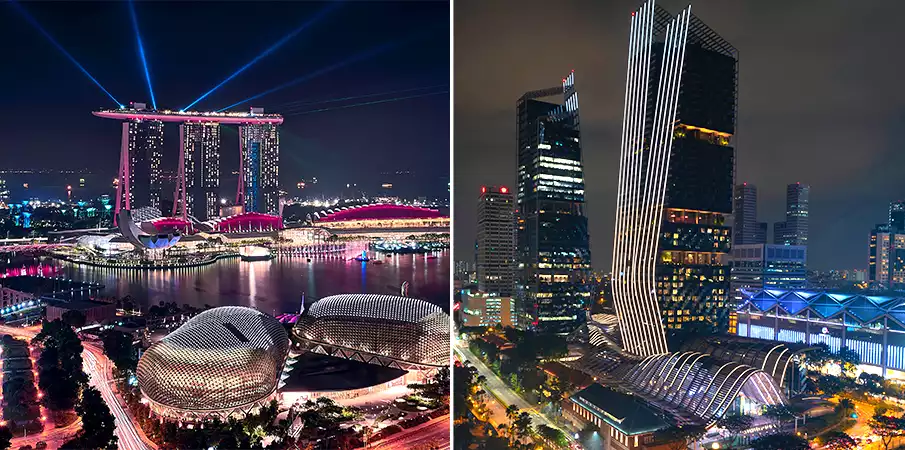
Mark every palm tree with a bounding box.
[835,398,856,417]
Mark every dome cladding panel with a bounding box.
[137,306,289,413]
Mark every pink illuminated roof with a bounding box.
[93,109,283,124]
[214,212,284,230]
[316,204,446,223]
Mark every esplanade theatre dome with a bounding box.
[137,306,290,421]
[293,294,450,370]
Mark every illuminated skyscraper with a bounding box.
[117,108,164,214]
[238,115,280,215]
[516,72,591,335]
[733,183,766,245]
[890,201,905,233]
[477,186,516,298]
[775,183,809,245]
[175,122,220,220]
[611,1,737,356]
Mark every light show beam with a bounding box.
[217,41,398,112]
[283,90,447,116]
[128,0,157,110]
[9,0,123,107]
[277,84,448,112]
[181,2,342,111]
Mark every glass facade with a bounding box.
[240,124,280,215]
[180,122,221,220]
[516,72,591,335]
[125,119,164,210]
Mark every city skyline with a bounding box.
[454,0,905,271]
[0,1,450,200]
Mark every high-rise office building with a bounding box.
[476,186,516,297]
[175,122,221,221]
[118,112,164,213]
[733,183,766,245]
[870,224,891,286]
[730,244,807,303]
[890,201,905,233]
[238,118,280,215]
[515,71,591,334]
[611,2,737,356]
[869,223,905,289]
[775,183,809,245]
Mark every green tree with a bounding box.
[751,433,809,450]
[807,343,834,369]
[535,424,568,449]
[835,346,861,375]
[835,397,856,416]
[407,366,450,406]
[512,412,533,443]
[60,310,86,330]
[655,424,707,450]
[858,372,884,394]
[61,386,117,449]
[101,330,138,376]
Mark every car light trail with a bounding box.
[128,0,157,110]
[276,84,448,112]
[283,90,447,116]
[216,40,398,112]
[8,0,123,107]
[181,1,342,111]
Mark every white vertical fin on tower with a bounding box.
[611,1,691,358]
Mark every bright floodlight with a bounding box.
[181,2,342,111]
[127,0,157,109]
[9,0,123,107]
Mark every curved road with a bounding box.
[366,415,450,449]
[0,324,156,450]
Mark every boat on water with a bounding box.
[353,250,370,262]
[372,260,384,265]
[426,255,439,260]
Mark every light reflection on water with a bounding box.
[9,251,449,316]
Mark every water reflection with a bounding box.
[8,251,449,315]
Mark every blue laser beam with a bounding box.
[181,2,342,111]
[8,0,123,107]
[128,0,156,110]
[283,90,447,116]
[216,40,398,112]
[276,84,448,112]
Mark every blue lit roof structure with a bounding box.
[738,288,905,327]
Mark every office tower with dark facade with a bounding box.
[176,122,221,220]
[733,183,766,245]
[122,118,164,210]
[730,243,807,303]
[477,186,516,297]
[774,183,809,245]
[516,72,591,334]
[238,118,280,215]
[611,3,736,356]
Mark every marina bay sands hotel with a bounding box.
[93,103,282,222]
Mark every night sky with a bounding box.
[0,1,449,199]
[454,0,905,271]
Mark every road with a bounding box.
[366,415,450,449]
[82,343,156,450]
[0,324,155,450]
[455,342,573,439]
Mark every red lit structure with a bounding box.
[207,212,283,233]
[315,204,444,223]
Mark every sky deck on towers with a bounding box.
[93,108,284,124]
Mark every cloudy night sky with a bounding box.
[454,0,905,271]
[0,1,449,200]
